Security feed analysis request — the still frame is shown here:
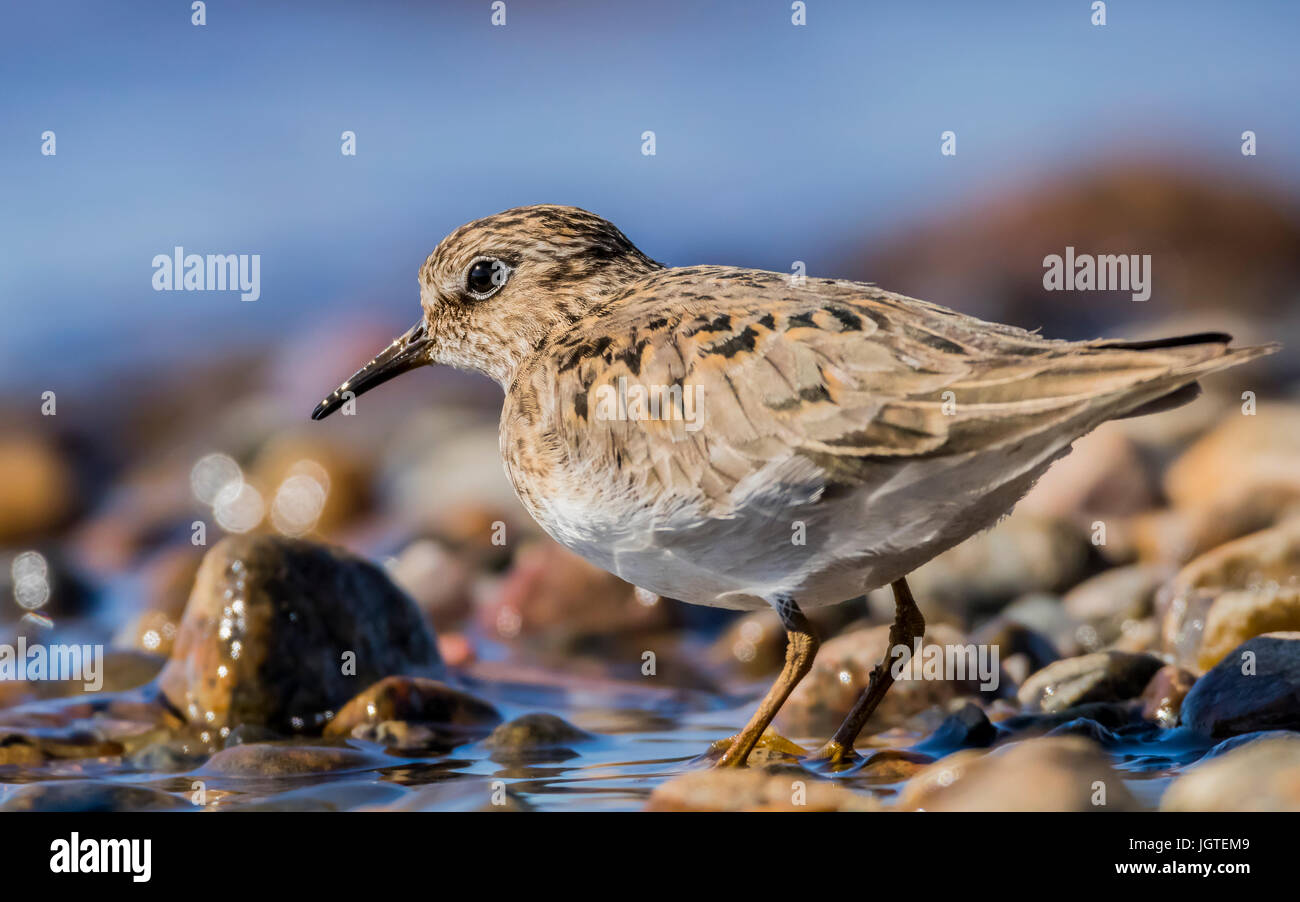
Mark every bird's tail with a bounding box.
[1086,332,1280,420]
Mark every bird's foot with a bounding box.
[706,729,806,768]
[807,740,860,770]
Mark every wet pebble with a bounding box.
[1160,519,1300,671]
[1017,651,1164,713]
[323,675,501,741]
[483,713,592,750]
[1139,665,1196,727]
[158,534,443,734]
[1198,584,1300,671]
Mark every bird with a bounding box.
[311,204,1277,767]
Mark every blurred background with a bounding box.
[1,0,1299,809]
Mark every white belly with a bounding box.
[516,428,1077,612]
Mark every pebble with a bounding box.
[1161,734,1300,811]
[1,780,187,812]
[157,534,443,734]
[647,767,882,812]
[323,675,501,741]
[1179,633,1300,737]
[897,736,1139,811]
[199,742,390,777]
[1161,404,1300,557]
[483,713,592,750]
[1139,665,1196,727]
[1198,584,1300,671]
[906,514,1095,617]
[1062,564,1171,650]
[1017,651,1164,713]
[0,436,75,544]
[1160,519,1300,671]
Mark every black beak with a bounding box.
[311,320,432,420]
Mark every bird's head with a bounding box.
[311,204,659,419]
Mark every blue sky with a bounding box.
[2,0,1297,387]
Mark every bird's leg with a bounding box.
[715,601,819,768]
[814,577,926,766]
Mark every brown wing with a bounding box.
[527,266,1271,511]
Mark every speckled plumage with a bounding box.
[313,204,1277,764]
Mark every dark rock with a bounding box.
[1180,633,1300,737]
[1018,651,1164,713]
[157,535,442,735]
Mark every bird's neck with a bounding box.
[485,258,662,390]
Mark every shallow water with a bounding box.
[0,659,1229,812]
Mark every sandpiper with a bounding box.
[312,204,1277,767]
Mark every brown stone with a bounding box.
[323,675,499,739]
[647,768,882,812]
[897,736,1139,811]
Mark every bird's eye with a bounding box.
[465,257,508,297]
